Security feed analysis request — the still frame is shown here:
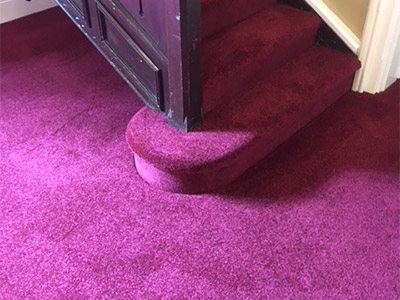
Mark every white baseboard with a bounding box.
[353,0,400,93]
[0,0,57,24]
[305,0,360,54]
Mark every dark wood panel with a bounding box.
[100,0,168,56]
[118,0,167,54]
[98,0,167,63]
[97,3,164,109]
[67,0,91,27]
[55,0,203,132]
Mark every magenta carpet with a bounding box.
[1,8,399,299]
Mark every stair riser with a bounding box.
[201,0,276,39]
[134,154,234,193]
[202,27,319,114]
[132,74,355,193]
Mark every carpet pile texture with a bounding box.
[126,1,360,193]
[1,8,399,300]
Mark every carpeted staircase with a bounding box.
[126,0,361,193]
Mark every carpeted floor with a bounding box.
[1,8,399,300]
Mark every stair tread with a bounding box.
[127,46,360,181]
[201,0,276,39]
[202,4,321,113]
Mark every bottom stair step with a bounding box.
[126,46,360,194]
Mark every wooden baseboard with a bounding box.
[0,0,57,24]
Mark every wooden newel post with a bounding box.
[165,0,203,132]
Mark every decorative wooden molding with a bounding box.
[56,0,203,132]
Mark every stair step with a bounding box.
[126,46,360,193]
[202,4,320,114]
[201,0,276,39]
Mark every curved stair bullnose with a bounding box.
[126,107,256,194]
[126,47,360,194]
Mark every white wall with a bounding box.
[323,0,370,39]
[0,0,57,24]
